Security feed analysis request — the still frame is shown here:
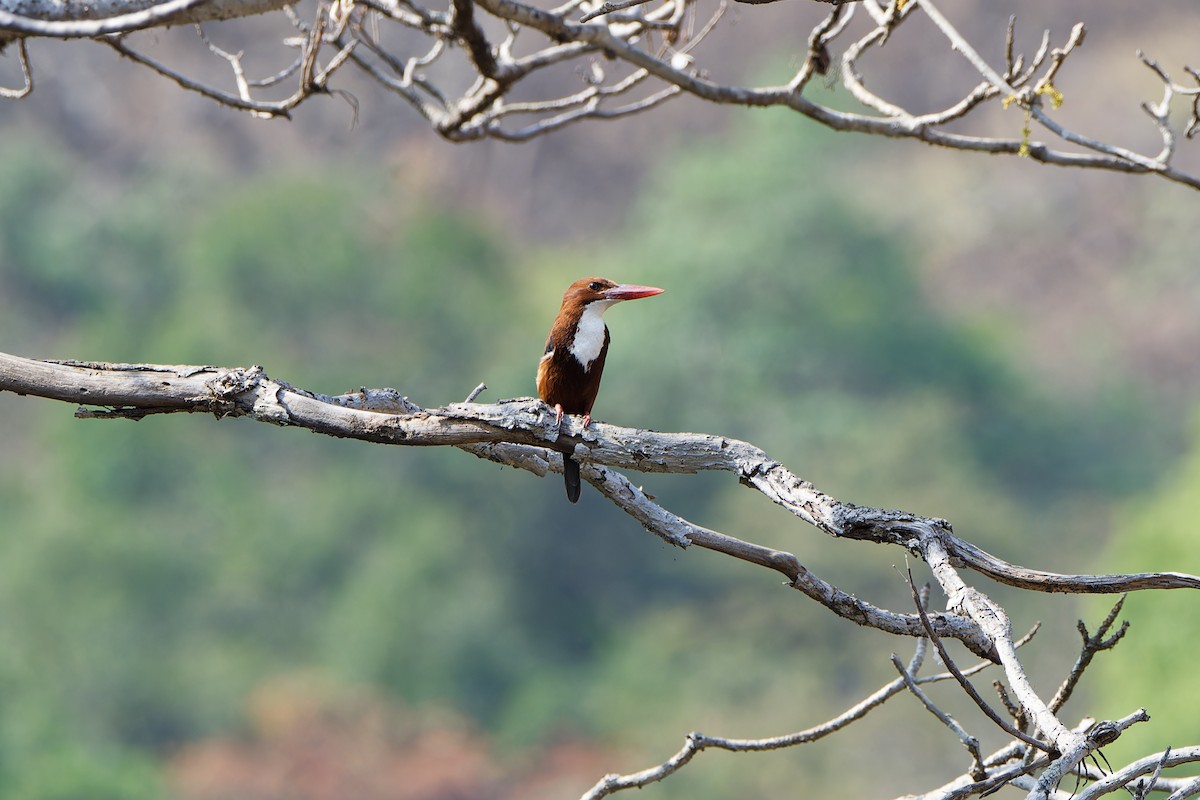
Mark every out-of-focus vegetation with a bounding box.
[0,104,1195,799]
[1087,408,1200,768]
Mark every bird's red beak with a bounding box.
[604,284,664,301]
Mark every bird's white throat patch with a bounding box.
[569,300,616,370]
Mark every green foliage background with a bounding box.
[0,110,1195,798]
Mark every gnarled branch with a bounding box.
[1,0,1198,189]
[5,348,1200,800]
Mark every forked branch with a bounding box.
[3,349,1200,800]
[1,0,1199,189]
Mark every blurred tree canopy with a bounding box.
[1088,408,1200,765]
[0,107,1189,799]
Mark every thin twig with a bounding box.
[0,38,33,98]
[906,570,1052,752]
[916,0,1018,97]
[1047,596,1129,713]
[106,37,296,117]
[582,636,929,799]
[892,653,986,780]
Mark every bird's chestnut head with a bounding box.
[563,277,664,307]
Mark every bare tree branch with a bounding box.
[5,348,1200,800]
[583,634,998,799]
[0,0,284,37]
[1,0,1198,188]
[1165,776,1200,800]
[0,37,31,96]
[6,351,1200,595]
[1074,747,1200,800]
[103,2,359,118]
[1047,598,1129,714]
[907,569,1052,754]
[892,651,987,780]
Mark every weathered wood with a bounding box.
[4,349,1198,799]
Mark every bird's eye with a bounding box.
[588,281,603,291]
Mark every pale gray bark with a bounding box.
[0,0,287,33]
[3,348,1200,800]
[0,0,1197,188]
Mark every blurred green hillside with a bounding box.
[0,106,1193,800]
[1085,409,1200,770]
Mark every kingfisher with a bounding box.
[537,277,664,503]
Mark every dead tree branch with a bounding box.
[4,348,1200,800]
[1,0,1198,189]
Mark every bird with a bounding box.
[537,277,664,503]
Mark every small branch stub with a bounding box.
[2,348,1199,800]
[0,0,1197,189]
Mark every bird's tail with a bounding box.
[563,454,581,503]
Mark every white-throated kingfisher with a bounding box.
[537,277,664,503]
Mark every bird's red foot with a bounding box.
[554,403,564,427]
[582,413,592,427]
